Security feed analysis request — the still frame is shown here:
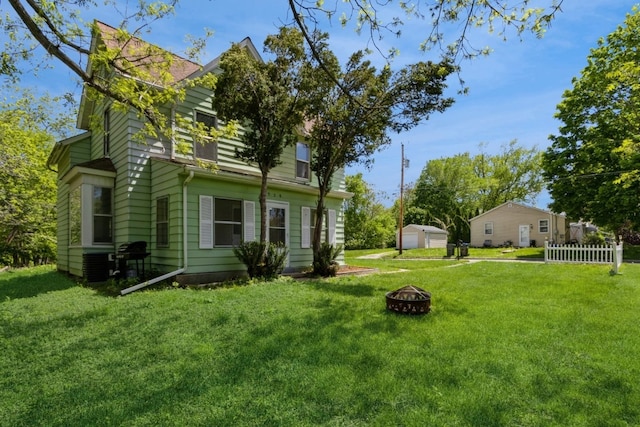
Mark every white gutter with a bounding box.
[121,170,195,295]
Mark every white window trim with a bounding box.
[296,142,310,180]
[301,206,311,249]
[68,175,114,248]
[302,207,336,247]
[199,195,213,249]
[538,219,549,233]
[244,201,255,242]
[484,221,494,235]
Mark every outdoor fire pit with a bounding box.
[386,285,431,315]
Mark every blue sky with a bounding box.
[4,1,639,208]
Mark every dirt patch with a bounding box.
[336,265,378,276]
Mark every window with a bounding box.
[202,198,254,248]
[539,219,549,233]
[103,108,110,157]
[92,186,113,243]
[156,196,169,248]
[311,208,328,243]
[194,111,218,161]
[484,222,493,235]
[301,206,337,248]
[214,198,242,246]
[69,187,81,245]
[296,142,310,179]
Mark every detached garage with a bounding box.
[396,224,448,249]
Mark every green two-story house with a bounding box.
[46,22,350,287]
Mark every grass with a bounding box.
[347,244,640,262]
[1,262,640,426]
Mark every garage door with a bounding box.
[402,233,419,249]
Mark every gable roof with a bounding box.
[469,201,564,222]
[94,21,201,84]
[189,37,262,80]
[79,22,258,130]
[403,224,448,234]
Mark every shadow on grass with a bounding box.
[305,279,377,297]
[0,268,78,300]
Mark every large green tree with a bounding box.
[542,8,640,232]
[410,153,478,241]
[0,92,72,266]
[408,140,543,241]
[303,32,455,272]
[344,173,395,249]
[212,27,310,244]
[474,140,543,211]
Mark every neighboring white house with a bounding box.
[469,201,566,248]
[396,224,448,249]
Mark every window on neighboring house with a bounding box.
[539,219,549,233]
[484,222,493,235]
[103,108,110,157]
[215,198,242,246]
[69,187,81,245]
[194,111,218,161]
[296,142,310,180]
[156,196,169,248]
[92,186,113,243]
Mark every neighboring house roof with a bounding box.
[403,224,448,234]
[469,201,564,222]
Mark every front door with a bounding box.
[519,225,530,247]
[267,201,289,265]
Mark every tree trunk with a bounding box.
[259,170,268,244]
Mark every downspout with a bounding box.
[181,170,195,269]
[120,170,194,295]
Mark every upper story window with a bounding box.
[156,196,169,248]
[296,142,310,180]
[539,219,549,233]
[484,222,493,235]
[194,111,218,161]
[103,108,110,157]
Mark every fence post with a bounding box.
[544,240,549,263]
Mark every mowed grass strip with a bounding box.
[1,262,639,426]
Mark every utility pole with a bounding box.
[399,143,409,255]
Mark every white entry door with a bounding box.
[519,225,530,247]
[267,201,289,265]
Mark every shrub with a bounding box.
[233,241,288,280]
[312,242,343,277]
[583,232,605,246]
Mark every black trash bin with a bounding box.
[447,243,456,257]
[460,243,469,257]
[530,239,536,247]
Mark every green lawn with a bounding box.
[1,262,639,426]
[347,244,640,262]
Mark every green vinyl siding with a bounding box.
[55,178,70,273]
[150,160,184,272]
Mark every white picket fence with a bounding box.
[544,241,624,274]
